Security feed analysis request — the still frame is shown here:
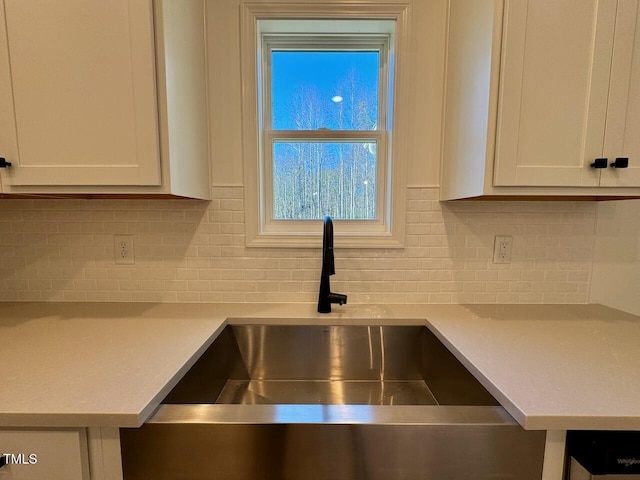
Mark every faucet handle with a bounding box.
[328,292,347,306]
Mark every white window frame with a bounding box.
[241,3,410,248]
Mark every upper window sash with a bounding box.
[261,36,391,133]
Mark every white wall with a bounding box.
[590,200,640,315]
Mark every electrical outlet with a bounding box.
[114,235,135,265]
[493,235,512,264]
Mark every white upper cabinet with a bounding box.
[0,0,210,199]
[600,0,640,187]
[494,0,616,187]
[441,0,640,199]
[0,1,160,187]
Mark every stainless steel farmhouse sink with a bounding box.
[120,325,546,479]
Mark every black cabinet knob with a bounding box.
[611,157,629,169]
[0,157,11,168]
[590,158,608,169]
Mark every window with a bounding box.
[269,47,382,221]
[241,4,409,247]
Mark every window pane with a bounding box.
[271,51,379,131]
[273,141,377,220]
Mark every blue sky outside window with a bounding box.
[271,51,379,130]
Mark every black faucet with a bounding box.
[318,216,347,313]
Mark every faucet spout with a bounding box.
[318,216,347,313]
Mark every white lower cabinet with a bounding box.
[0,429,89,480]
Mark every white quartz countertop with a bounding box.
[0,302,639,430]
[424,303,640,431]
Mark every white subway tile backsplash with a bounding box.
[0,187,596,304]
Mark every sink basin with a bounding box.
[162,325,499,407]
[121,324,546,479]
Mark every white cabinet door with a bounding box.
[494,0,617,187]
[0,0,160,188]
[601,0,640,187]
[0,429,89,480]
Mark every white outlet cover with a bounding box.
[114,235,135,265]
[493,235,513,264]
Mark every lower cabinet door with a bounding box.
[0,429,89,480]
